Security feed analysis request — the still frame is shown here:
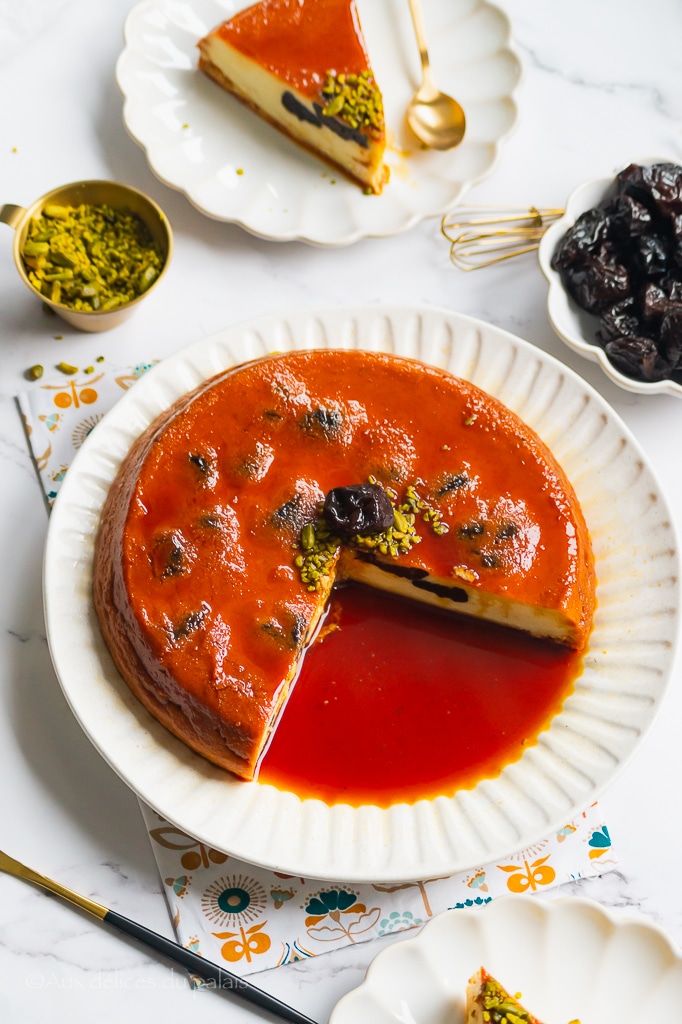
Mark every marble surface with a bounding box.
[1,0,682,1021]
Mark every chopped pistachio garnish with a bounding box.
[295,518,341,592]
[480,977,530,1023]
[56,361,78,375]
[295,478,453,590]
[25,364,44,381]
[21,202,164,312]
[400,483,450,536]
[320,69,384,137]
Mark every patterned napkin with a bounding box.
[17,359,619,977]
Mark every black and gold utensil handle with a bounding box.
[0,850,318,1024]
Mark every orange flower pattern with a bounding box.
[139,803,617,978]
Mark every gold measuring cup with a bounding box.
[1,180,173,332]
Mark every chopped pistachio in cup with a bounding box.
[1,180,173,332]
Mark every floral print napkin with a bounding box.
[17,360,619,976]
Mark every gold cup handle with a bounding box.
[0,204,26,230]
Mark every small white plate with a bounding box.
[115,0,522,246]
[538,157,682,398]
[43,305,679,883]
[330,895,682,1024]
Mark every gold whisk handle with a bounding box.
[441,205,565,271]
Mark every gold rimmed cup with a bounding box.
[1,179,173,333]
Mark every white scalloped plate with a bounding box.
[330,896,682,1024]
[115,0,521,246]
[43,306,679,882]
[538,157,682,398]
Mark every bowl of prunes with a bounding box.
[538,159,682,397]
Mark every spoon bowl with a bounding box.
[406,0,466,150]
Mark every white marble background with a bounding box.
[1,0,682,1021]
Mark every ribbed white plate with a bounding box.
[330,896,682,1024]
[43,306,679,882]
[115,0,521,246]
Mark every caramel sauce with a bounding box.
[259,584,581,806]
[217,0,370,96]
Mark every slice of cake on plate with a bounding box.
[197,0,389,193]
[466,968,545,1024]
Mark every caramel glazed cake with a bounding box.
[93,350,596,781]
[197,0,389,194]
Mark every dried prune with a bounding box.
[562,247,630,313]
[604,336,671,382]
[550,208,610,271]
[597,298,641,343]
[151,531,186,578]
[630,233,670,278]
[602,194,652,240]
[660,275,682,301]
[660,307,682,367]
[619,162,682,221]
[552,161,682,383]
[640,283,670,322]
[303,406,344,437]
[323,483,394,536]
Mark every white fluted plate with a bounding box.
[330,896,682,1024]
[44,306,679,882]
[115,0,521,245]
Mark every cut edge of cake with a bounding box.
[342,551,591,649]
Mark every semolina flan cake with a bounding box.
[197,0,389,194]
[93,349,595,781]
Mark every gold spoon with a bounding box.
[406,0,466,150]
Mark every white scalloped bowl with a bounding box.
[538,158,682,399]
[330,896,682,1024]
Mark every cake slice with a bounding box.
[466,968,545,1024]
[197,0,389,193]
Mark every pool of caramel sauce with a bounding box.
[259,584,582,806]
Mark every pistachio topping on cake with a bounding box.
[321,70,384,137]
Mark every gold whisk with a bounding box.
[441,205,565,271]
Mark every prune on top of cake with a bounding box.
[551,161,682,384]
